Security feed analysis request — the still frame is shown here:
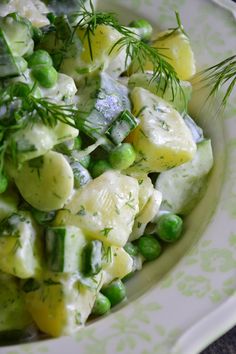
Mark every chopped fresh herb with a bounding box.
[197,54,236,107]
[72,1,182,92]
[28,156,44,169]
[44,279,61,286]
[100,227,113,237]
[22,278,40,293]
[125,192,136,210]
[77,205,86,216]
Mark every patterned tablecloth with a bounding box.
[202,3,236,353]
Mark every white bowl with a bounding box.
[1,0,236,353]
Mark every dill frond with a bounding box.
[73,0,181,93]
[196,54,236,106]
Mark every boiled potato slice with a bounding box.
[145,29,196,80]
[40,73,77,103]
[25,272,102,337]
[0,0,49,28]
[130,189,162,241]
[0,273,32,331]
[136,189,162,224]
[127,173,154,213]
[64,171,139,247]
[0,212,42,279]
[103,247,133,285]
[13,151,74,211]
[78,24,121,65]
[128,87,196,173]
[62,25,123,80]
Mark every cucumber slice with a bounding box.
[46,226,87,273]
[0,28,20,78]
[24,272,103,337]
[183,113,204,143]
[156,139,214,215]
[76,72,131,144]
[0,13,33,57]
[82,240,103,276]
[38,15,83,70]
[44,0,88,15]
[70,160,91,189]
[13,151,74,211]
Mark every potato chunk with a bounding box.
[145,29,196,80]
[25,272,102,337]
[128,87,196,173]
[0,212,42,278]
[64,171,139,247]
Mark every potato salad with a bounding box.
[0,0,213,342]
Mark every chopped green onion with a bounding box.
[105,110,139,145]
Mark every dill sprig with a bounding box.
[157,11,188,41]
[197,54,236,106]
[28,97,77,128]
[0,84,78,177]
[74,0,135,61]
[0,83,77,130]
[73,0,181,93]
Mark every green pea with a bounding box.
[129,19,153,41]
[91,160,112,178]
[31,65,58,88]
[101,279,126,307]
[92,292,111,316]
[137,235,161,261]
[124,242,139,257]
[156,213,183,243]
[0,174,8,194]
[109,143,136,170]
[27,50,53,67]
